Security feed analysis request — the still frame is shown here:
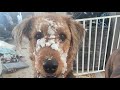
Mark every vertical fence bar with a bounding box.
[75,16,120,76]
[103,18,111,70]
[117,31,120,49]
[92,19,98,71]
[76,52,79,77]
[87,20,92,72]
[82,20,86,73]
[98,18,105,70]
[110,17,118,55]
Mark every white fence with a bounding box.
[74,15,120,77]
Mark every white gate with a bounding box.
[74,15,120,77]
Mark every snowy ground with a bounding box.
[1,39,105,78]
[2,46,34,78]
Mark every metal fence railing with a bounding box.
[74,15,120,76]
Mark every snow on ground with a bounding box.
[1,39,105,78]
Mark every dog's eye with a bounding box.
[59,33,66,42]
[35,32,44,40]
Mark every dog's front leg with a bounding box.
[64,61,76,78]
[66,70,76,78]
[29,55,38,78]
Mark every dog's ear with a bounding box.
[69,19,85,53]
[67,17,85,58]
[12,17,34,48]
[65,16,85,70]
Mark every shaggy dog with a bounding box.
[105,49,120,78]
[12,13,85,78]
[0,53,3,75]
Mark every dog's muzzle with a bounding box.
[43,58,58,74]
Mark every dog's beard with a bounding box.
[34,51,68,78]
[33,18,71,78]
[33,36,69,77]
[36,73,65,78]
[34,49,69,78]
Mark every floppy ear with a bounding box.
[12,17,33,48]
[65,16,85,71]
[69,20,85,54]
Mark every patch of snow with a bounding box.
[45,42,51,47]
[48,39,55,45]
[60,53,68,74]
[36,39,41,45]
[44,18,55,26]
[43,18,63,35]
[62,62,67,74]
[51,43,59,51]
[34,23,69,74]
[50,45,68,74]
[0,40,16,50]
[45,39,55,47]
[36,45,41,52]
[49,35,55,38]
[48,27,55,35]
[60,53,68,61]
[44,18,63,28]
[37,38,46,48]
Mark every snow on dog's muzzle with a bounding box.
[33,18,69,77]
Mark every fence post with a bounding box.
[106,12,120,61]
[114,12,120,49]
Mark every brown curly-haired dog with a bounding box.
[105,49,120,78]
[12,13,85,78]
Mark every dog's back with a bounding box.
[105,49,120,78]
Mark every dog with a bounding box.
[105,49,120,78]
[12,13,85,78]
[0,53,3,75]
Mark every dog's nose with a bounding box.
[43,59,58,74]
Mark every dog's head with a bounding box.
[12,13,85,78]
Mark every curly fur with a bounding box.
[12,13,85,78]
